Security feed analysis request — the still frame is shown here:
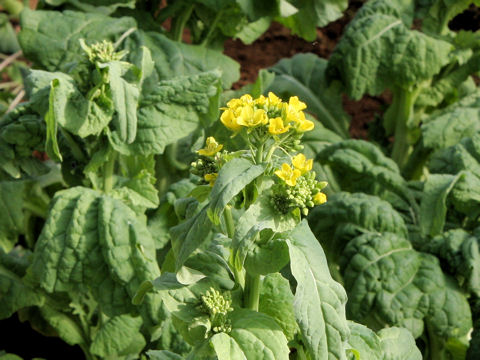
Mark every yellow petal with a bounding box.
[292,153,313,174]
[288,96,307,111]
[236,106,254,127]
[267,92,282,106]
[197,136,223,156]
[204,173,218,187]
[220,109,242,131]
[313,192,327,205]
[268,117,290,135]
[297,119,314,132]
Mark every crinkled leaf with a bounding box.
[377,326,422,360]
[19,9,136,72]
[266,53,349,138]
[287,220,349,360]
[422,90,480,151]
[45,0,136,15]
[211,309,289,360]
[90,314,146,357]
[147,350,185,360]
[125,31,239,89]
[208,158,265,224]
[417,0,473,35]
[327,0,452,99]
[29,187,160,317]
[109,71,221,156]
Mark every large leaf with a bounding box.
[125,31,240,89]
[90,314,146,357]
[287,220,349,360]
[211,309,289,360]
[109,71,221,156]
[19,9,136,72]
[327,0,452,99]
[266,53,350,138]
[29,187,161,317]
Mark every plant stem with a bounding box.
[255,142,264,164]
[223,205,235,239]
[23,201,47,219]
[200,10,223,47]
[244,273,260,311]
[390,88,416,169]
[172,4,194,42]
[59,128,87,162]
[103,152,117,194]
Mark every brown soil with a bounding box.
[223,1,389,139]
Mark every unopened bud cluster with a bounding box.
[80,39,127,64]
[201,287,233,334]
[191,137,225,187]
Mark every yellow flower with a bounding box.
[267,92,282,107]
[226,98,243,109]
[288,96,307,111]
[204,173,218,187]
[292,153,313,174]
[268,117,290,135]
[240,94,253,104]
[197,137,223,156]
[220,109,242,131]
[296,119,314,132]
[275,163,301,186]
[313,192,327,205]
[254,95,267,106]
[236,106,267,128]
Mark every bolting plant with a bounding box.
[135,93,422,359]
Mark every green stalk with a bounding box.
[225,206,245,289]
[59,128,87,162]
[200,10,223,47]
[103,152,117,194]
[244,273,260,311]
[171,4,194,42]
[23,201,47,219]
[389,88,416,169]
[255,142,264,164]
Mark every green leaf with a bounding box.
[327,0,452,99]
[39,306,86,346]
[90,314,146,357]
[103,61,140,144]
[277,0,348,41]
[46,75,114,139]
[419,173,462,237]
[171,206,212,272]
[0,250,45,319]
[29,187,161,317]
[259,273,297,341]
[126,31,239,89]
[0,181,27,251]
[211,309,290,360]
[208,157,265,224]
[45,0,136,15]
[0,14,20,53]
[109,71,221,156]
[266,53,350,138]
[19,9,137,72]
[287,220,349,359]
[147,350,184,360]
[418,0,472,35]
[421,90,480,151]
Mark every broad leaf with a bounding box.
[29,187,161,317]
[327,0,452,99]
[266,53,350,138]
[287,220,349,360]
[0,181,27,251]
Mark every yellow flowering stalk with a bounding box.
[268,117,290,135]
[197,137,223,156]
[292,153,313,174]
[204,173,218,187]
[275,163,301,186]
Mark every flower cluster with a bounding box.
[271,154,327,216]
[201,287,233,334]
[220,93,314,136]
[80,39,127,64]
[191,137,224,186]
